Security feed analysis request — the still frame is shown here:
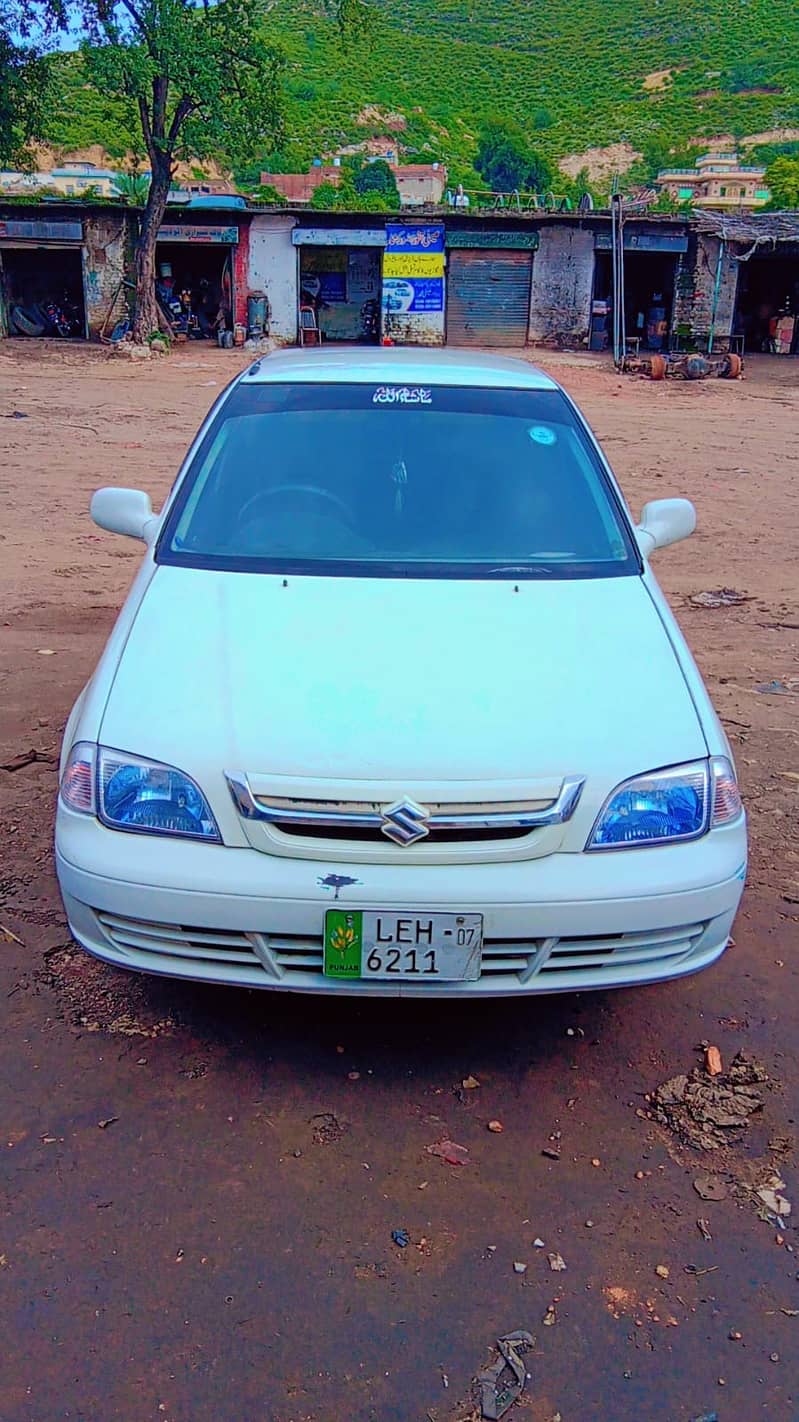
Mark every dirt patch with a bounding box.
[558,142,641,182]
[741,127,799,147]
[651,1051,768,1151]
[38,945,179,1038]
[356,104,406,130]
[642,68,673,92]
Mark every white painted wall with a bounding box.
[247,215,298,343]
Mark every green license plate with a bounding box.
[324,910,483,981]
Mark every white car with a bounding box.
[56,348,747,997]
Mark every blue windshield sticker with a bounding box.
[373,386,433,405]
[529,425,557,446]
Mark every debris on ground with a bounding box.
[311,1112,348,1145]
[684,1264,719,1277]
[548,1252,567,1272]
[487,1120,504,1133]
[688,589,752,608]
[651,1050,767,1150]
[697,1218,713,1241]
[478,1330,533,1420]
[542,1147,560,1160]
[755,679,798,695]
[391,1228,410,1248]
[655,1264,670,1279]
[756,1175,792,1221]
[533,1238,545,1248]
[0,923,24,945]
[462,1075,480,1090]
[97,1116,119,1130]
[513,1261,527,1274]
[542,1303,557,1326]
[729,1329,742,1340]
[1,747,58,773]
[704,1045,723,1076]
[688,1413,719,1422]
[693,1174,728,1201]
[427,1138,470,1166]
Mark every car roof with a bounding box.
[241,346,559,392]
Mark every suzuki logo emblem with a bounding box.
[380,797,431,846]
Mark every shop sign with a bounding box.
[292,227,386,247]
[0,219,83,242]
[446,229,539,250]
[595,229,688,252]
[158,224,239,244]
[383,223,445,314]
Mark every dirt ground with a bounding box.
[0,338,797,1422]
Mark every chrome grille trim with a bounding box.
[226,772,586,834]
[94,913,707,986]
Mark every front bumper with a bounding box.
[55,808,747,997]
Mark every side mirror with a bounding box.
[636,498,696,557]
[91,487,158,544]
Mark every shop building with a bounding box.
[0,206,129,340]
[679,211,799,355]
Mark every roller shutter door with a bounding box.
[447,248,532,347]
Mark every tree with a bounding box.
[39,0,367,341]
[309,180,341,210]
[0,5,53,166]
[474,119,552,195]
[112,170,151,204]
[765,156,799,210]
[352,157,400,205]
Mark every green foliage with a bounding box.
[765,156,799,209]
[352,156,400,203]
[475,119,552,192]
[31,0,799,198]
[532,108,553,130]
[0,7,54,166]
[249,183,289,205]
[309,179,342,209]
[112,171,150,204]
[725,61,770,94]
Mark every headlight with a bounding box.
[60,743,221,842]
[588,756,740,850]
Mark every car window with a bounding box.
[158,382,639,580]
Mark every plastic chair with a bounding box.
[298,304,322,346]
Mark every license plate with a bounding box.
[324,910,483,981]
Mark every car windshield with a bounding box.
[158,381,639,579]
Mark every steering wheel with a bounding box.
[238,483,354,527]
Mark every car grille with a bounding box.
[95,912,707,986]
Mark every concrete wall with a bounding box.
[672,232,739,344]
[83,211,130,337]
[247,214,298,343]
[528,224,594,346]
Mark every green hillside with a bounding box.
[41,0,799,184]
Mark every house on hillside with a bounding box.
[0,160,121,197]
[260,160,448,207]
[656,152,770,209]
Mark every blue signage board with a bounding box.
[383,223,445,314]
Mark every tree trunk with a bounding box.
[132,157,172,343]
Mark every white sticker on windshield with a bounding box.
[373,386,433,405]
[529,425,557,446]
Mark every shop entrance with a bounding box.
[154,240,234,339]
[734,252,799,353]
[593,250,677,351]
[0,244,86,338]
[299,245,381,343]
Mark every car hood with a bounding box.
[100,566,706,787]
